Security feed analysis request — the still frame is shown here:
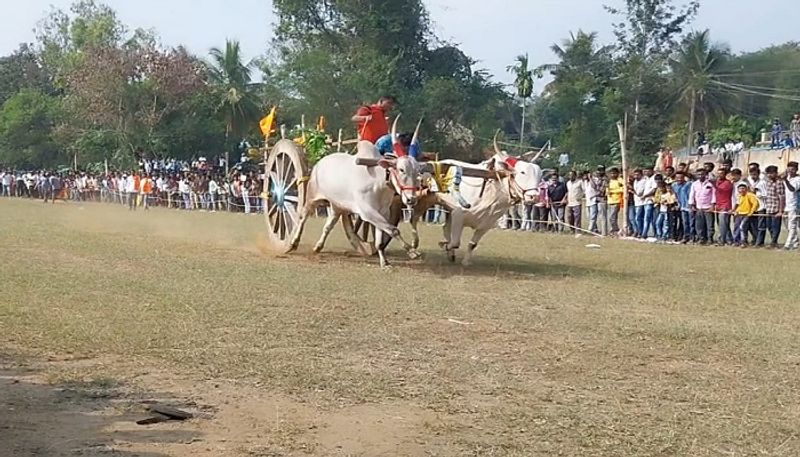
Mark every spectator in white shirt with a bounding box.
[633,169,656,238]
[565,171,584,232]
[208,177,219,212]
[783,161,800,250]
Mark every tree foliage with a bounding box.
[2,0,800,171]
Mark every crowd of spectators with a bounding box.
[507,159,800,251]
[0,156,265,214]
[5,153,800,252]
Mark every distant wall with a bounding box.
[675,148,800,171]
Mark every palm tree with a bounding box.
[669,30,731,152]
[207,40,261,164]
[507,54,535,144]
[537,31,613,88]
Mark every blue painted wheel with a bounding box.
[264,140,308,251]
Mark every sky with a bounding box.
[1,0,796,92]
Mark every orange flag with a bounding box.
[259,106,277,138]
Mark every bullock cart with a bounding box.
[262,138,502,253]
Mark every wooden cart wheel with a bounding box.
[264,139,309,252]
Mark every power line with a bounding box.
[715,69,800,78]
[712,80,800,95]
[710,80,800,102]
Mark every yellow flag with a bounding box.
[259,106,277,138]
[316,115,326,132]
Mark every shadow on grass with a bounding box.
[0,354,202,457]
[408,253,634,280]
[300,249,633,280]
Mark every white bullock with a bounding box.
[288,119,420,268]
[436,148,542,266]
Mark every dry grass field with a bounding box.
[1,197,800,457]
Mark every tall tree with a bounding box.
[507,54,535,144]
[533,31,617,163]
[669,30,731,152]
[207,40,261,149]
[605,0,699,155]
[268,0,509,159]
[0,89,62,167]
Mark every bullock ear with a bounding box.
[487,158,496,171]
[378,158,394,169]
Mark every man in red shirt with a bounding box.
[714,168,735,245]
[351,96,396,144]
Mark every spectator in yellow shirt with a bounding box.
[733,183,759,246]
[606,168,625,235]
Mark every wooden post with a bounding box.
[300,115,306,144]
[337,129,343,152]
[280,124,286,140]
[616,114,629,237]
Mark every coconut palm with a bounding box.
[537,31,613,93]
[669,30,731,152]
[507,54,535,144]
[207,40,262,153]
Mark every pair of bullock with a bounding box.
[287,118,543,268]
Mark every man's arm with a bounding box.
[351,107,372,124]
[785,176,797,193]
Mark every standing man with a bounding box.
[351,96,396,144]
[139,173,153,210]
[126,171,139,211]
[584,166,607,235]
[606,168,624,236]
[49,173,63,203]
[783,161,800,250]
[689,169,716,245]
[632,169,651,238]
[763,165,785,248]
[547,172,568,232]
[714,169,734,245]
[558,151,570,168]
[747,165,767,246]
[791,114,800,148]
[566,170,584,233]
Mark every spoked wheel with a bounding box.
[264,139,309,252]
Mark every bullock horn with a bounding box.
[411,118,423,145]
[391,115,406,157]
[493,130,503,156]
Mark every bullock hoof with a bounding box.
[286,242,299,253]
[407,249,422,260]
[312,243,324,254]
[438,241,448,250]
[461,258,472,267]
[447,250,456,263]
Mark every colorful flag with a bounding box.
[259,106,277,138]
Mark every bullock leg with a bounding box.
[357,206,420,261]
[288,203,313,253]
[341,215,374,256]
[461,228,490,267]
[432,196,464,263]
[313,210,341,254]
[375,229,390,268]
